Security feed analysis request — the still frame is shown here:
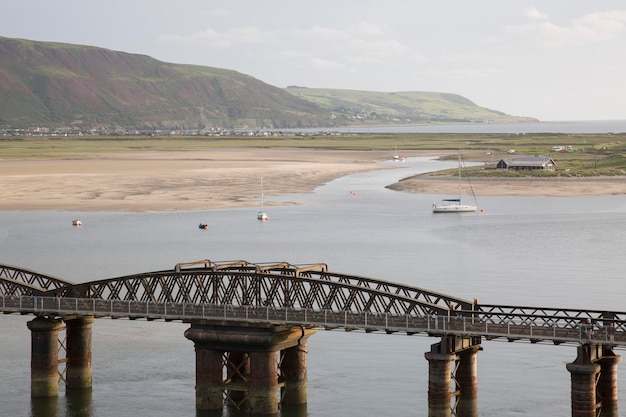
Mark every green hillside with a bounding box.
[0,36,536,130]
[285,87,537,125]
[0,37,328,129]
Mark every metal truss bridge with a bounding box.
[0,260,623,346]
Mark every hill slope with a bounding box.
[0,36,536,130]
[0,37,328,129]
[285,87,536,125]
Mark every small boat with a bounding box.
[432,153,478,213]
[392,145,405,161]
[72,219,83,227]
[432,199,477,213]
[198,223,208,230]
[257,177,269,221]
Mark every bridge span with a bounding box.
[1,260,623,417]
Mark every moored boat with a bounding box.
[257,177,269,221]
[432,153,479,213]
[432,200,477,213]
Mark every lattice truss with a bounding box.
[0,264,74,295]
[37,260,473,316]
[478,304,626,331]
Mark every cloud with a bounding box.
[347,22,387,37]
[506,9,626,47]
[158,26,272,48]
[309,57,345,70]
[524,7,547,20]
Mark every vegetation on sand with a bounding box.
[1,132,625,177]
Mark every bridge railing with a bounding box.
[2,295,622,346]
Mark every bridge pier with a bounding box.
[27,316,64,398]
[27,315,95,398]
[424,335,481,417]
[566,344,621,417]
[597,349,621,417]
[185,322,316,415]
[281,343,309,405]
[65,316,95,390]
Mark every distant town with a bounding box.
[0,126,343,138]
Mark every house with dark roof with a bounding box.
[496,157,556,171]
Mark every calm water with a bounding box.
[293,119,626,134]
[2,155,626,416]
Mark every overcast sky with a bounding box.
[4,1,626,121]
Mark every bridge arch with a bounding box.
[0,264,75,295]
[43,261,474,317]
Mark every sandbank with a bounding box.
[0,148,400,212]
[389,174,626,197]
[1,149,624,213]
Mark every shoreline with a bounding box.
[0,148,400,212]
[388,174,626,197]
[1,149,625,212]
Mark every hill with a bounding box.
[285,87,537,125]
[0,36,328,130]
[0,36,536,130]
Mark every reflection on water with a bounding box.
[31,389,93,417]
[65,390,93,417]
[31,397,58,417]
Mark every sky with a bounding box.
[4,1,626,121]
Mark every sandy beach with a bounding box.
[388,174,626,197]
[1,148,625,212]
[0,148,400,212]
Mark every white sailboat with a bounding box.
[432,153,478,213]
[257,177,269,221]
[392,145,405,161]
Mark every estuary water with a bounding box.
[1,155,626,417]
[292,119,626,134]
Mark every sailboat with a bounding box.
[392,145,405,161]
[257,177,269,221]
[432,153,478,213]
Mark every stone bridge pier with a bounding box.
[184,321,316,415]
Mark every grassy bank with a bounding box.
[2,132,626,176]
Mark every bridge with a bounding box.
[1,260,623,417]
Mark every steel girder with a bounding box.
[476,304,625,335]
[44,270,456,317]
[0,264,75,296]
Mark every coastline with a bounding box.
[388,174,626,197]
[1,148,625,213]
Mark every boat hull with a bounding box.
[432,204,477,213]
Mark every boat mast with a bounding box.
[458,152,462,203]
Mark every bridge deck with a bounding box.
[1,294,622,347]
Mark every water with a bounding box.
[1,156,626,416]
[292,119,626,134]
